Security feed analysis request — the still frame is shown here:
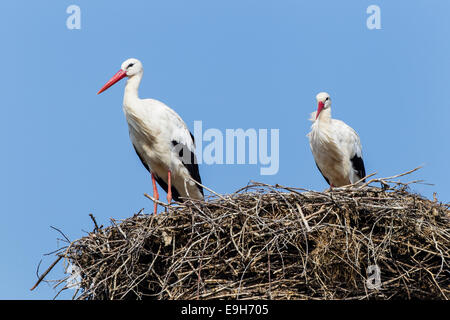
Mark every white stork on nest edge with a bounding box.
[307,92,366,188]
[97,58,204,214]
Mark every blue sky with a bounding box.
[0,1,448,299]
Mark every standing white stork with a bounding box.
[307,92,366,187]
[97,58,204,214]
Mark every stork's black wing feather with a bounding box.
[172,132,204,197]
[315,161,330,186]
[133,144,150,172]
[350,154,366,182]
[132,144,182,202]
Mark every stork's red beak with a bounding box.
[316,101,325,120]
[97,69,127,94]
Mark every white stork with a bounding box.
[307,92,366,187]
[97,58,204,214]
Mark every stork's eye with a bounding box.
[127,63,135,69]
[325,97,329,101]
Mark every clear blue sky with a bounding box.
[0,1,448,299]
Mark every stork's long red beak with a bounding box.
[97,69,127,94]
[316,101,325,120]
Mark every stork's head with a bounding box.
[315,92,331,120]
[97,58,143,94]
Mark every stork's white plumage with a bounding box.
[307,92,366,187]
[98,58,203,214]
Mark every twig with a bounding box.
[89,213,100,232]
[295,203,311,232]
[30,256,63,291]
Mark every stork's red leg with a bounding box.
[151,173,159,215]
[167,170,172,204]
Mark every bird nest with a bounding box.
[33,168,450,300]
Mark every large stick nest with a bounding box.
[36,169,450,299]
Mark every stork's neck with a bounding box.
[316,107,332,125]
[123,72,143,106]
